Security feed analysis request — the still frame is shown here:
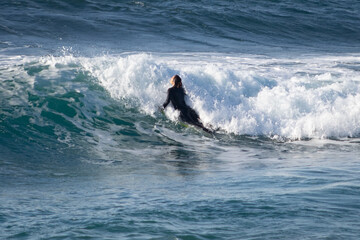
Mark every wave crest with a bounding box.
[2,53,360,140]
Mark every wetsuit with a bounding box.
[163,86,211,132]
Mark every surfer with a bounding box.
[162,75,211,133]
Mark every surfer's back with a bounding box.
[166,86,187,110]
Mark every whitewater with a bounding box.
[1,0,360,239]
[4,52,360,139]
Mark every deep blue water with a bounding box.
[1,0,360,54]
[1,1,360,239]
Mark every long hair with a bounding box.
[173,75,182,88]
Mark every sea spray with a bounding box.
[2,53,360,139]
[82,53,360,139]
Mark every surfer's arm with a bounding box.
[162,89,171,109]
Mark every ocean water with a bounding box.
[1,1,360,239]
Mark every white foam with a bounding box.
[4,52,359,139]
[78,52,360,139]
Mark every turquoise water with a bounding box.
[1,0,360,239]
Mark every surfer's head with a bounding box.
[171,75,182,88]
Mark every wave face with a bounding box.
[1,0,360,53]
[1,53,360,147]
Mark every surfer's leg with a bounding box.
[179,111,188,123]
[188,108,200,122]
[181,108,213,133]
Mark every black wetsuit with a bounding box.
[163,86,210,132]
